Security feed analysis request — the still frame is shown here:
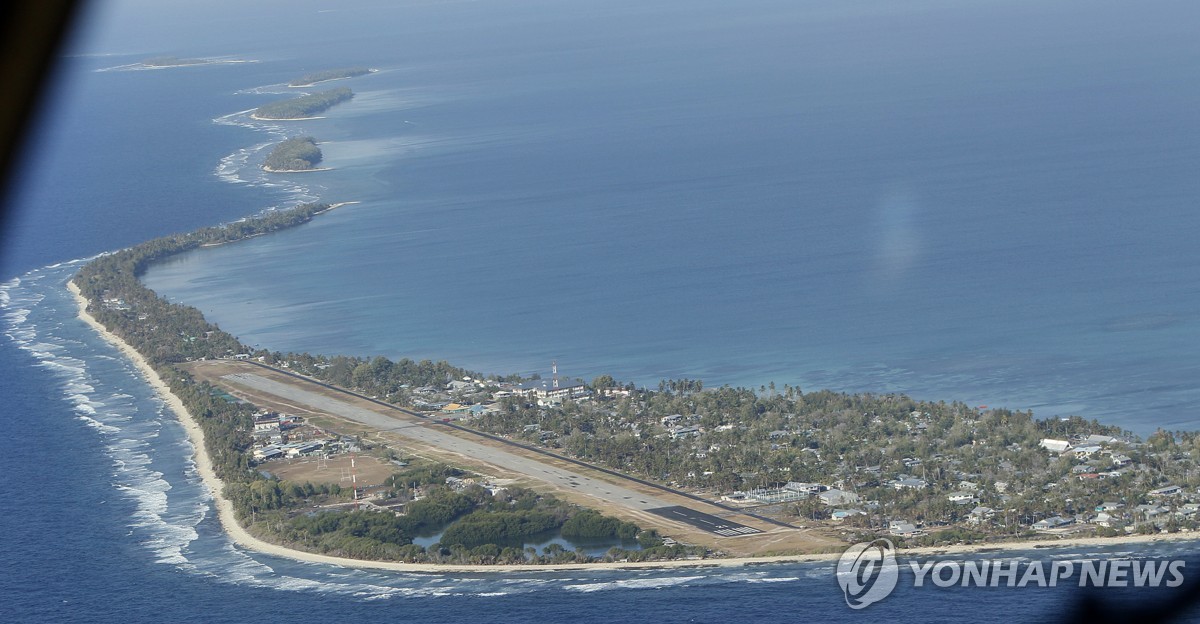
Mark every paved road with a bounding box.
[647,506,761,537]
[224,372,676,512]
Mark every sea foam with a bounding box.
[2,260,836,602]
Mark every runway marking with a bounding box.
[220,372,681,511]
[646,506,762,537]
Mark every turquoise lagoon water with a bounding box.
[5,2,1200,621]
[135,0,1200,434]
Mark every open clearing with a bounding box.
[264,454,395,488]
[183,360,842,555]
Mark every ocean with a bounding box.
[3,0,1200,621]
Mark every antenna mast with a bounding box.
[351,453,359,509]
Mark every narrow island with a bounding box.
[289,67,373,87]
[71,203,687,569]
[98,56,255,73]
[263,137,327,173]
[142,56,210,68]
[253,87,354,121]
[70,201,1200,571]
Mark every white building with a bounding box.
[745,488,806,504]
[1040,439,1072,453]
[968,506,995,524]
[783,482,825,495]
[253,445,284,461]
[1033,516,1074,531]
[520,379,589,404]
[948,491,977,504]
[818,489,860,506]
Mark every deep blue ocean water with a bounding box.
[4,1,1200,621]
[139,0,1200,434]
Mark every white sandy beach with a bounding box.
[262,166,333,173]
[288,68,378,88]
[249,114,325,121]
[198,203,356,247]
[67,280,1200,574]
[310,201,359,216]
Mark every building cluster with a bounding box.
[1038,435,1136,479]
[722,481,861,506]
[722,481,872,526]
[444,475,508,497]
[966,441,1191,538]
[409,372,600,420]
[706,421,1200,542]
[234,357,1200,546]
[100,296,131,311]
[247,410,354,463]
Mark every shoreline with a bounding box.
[249,113,325,121]
[66,280,1200,573]
[288,68,378,88]
[198,202,357,247]
[313,200,358,215]
[262,165,333,173]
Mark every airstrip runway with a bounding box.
[222,371,758,537]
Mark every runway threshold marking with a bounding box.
[647,506,762,537]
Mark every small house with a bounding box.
[1148,485,1182,497]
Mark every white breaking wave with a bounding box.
[2,261,830,599]
[78,414,121,434]
[2,261,209,570]
[95,58,258,73]
[234,84,296,96]
[0,277,14,306]
[563,575,707,593]
[210,109,321,206]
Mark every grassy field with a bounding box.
[264,454,396,488]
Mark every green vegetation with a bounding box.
[73,189,1200,559]
[73,202,331,367]
[289,67,370,87]
[465,380,1200,545]
[434,487,570,550]
[400,488,478,534]
[72,203,340,515]
[264,481,648,564]
[270,353,481,407]
[440,510,562,549]
[283,509,419,560]
[264,137,323,171]
[69,202,670,565]
[254,87,353,120]
[561,510,639,539]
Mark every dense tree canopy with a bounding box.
[264,136,323,171]
[289,67,370,87]
[69,202,664,565]
[254,87,353,120]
